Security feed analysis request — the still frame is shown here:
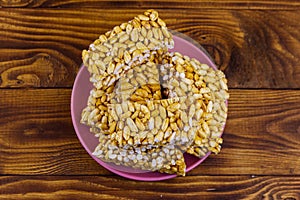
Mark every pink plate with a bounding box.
[71,34,223,181]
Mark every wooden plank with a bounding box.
[0,89,109,175]
[0,89,299,175]
[0,175,300,199]
[194,89,300,175]
[0,0,299,9]
[0,9,299,88]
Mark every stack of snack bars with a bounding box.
[80,10,229,176]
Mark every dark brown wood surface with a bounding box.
[1,176,300,199]
[1,9,299,88]
[0,89,299,176]
[1,0,300,9]
[0,1,300,199]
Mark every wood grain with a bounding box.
[198,89,300,175]
[1,1,299,198]
[0,0,300,9]
[0,175,300,199]
[0,89,108,175]
[0,9,299,88]
[0,89,299,176]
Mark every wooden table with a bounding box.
[1,1,300,199]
